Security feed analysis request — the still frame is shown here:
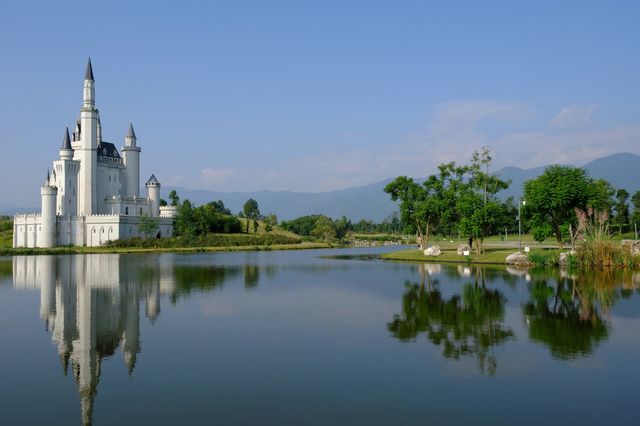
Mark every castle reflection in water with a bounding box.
[12,254,178,426]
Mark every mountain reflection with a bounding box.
[12,254,239,426]
[388,265,515,375]
[523,270,640,360]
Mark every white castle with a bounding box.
[13,59,175,248]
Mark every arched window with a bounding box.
[125,207,129,215]
[139,208,143,215]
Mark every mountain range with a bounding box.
[3,153,639,222]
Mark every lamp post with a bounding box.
[518,199,526,252]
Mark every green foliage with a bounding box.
[388,269,515,375]
[612,189,630,233]
[104,233,300,249]
[175,199,242,237]
[243,199,260,233]
[168,190,180,207]
[523,165,612,247]
[280,214,351,243]
[0,216,13,248]
[524,276,610,359]
[138,215,160,238]
[631,190,640,235]
[159,198,168,207]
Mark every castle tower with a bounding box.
[145,174,160,217]
[76,58,98,216]
[121,123,141,197]
[54,127,79,216]
[40,171,58,248]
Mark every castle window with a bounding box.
[140,208,143,215]
[125,207,129,215]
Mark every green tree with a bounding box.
[613,189,630,234]
[523,166,603,247]
[168,190,180,207]
[385,176,441,246]
[175,199,197,237]
[457,148,510,253]
[310,215,337,242]
[632,190,640,236]
[242,199,260,233]
[139,215,160,238]
[159,198,168,207]
[263,215,275,233]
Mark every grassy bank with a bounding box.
[0,240,331,256]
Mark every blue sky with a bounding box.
[1,0,639,206]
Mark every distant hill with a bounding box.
[2,153,638,222]
[165,179,398,222]
[495,152,640,200]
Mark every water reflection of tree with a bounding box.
[243,265,260,289]
[388,266,514,375]
[170,265,240,303]
[523,270,621,360]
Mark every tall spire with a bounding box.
[85,58,94,81]
[61,126,72,150]
[126,122,136,139]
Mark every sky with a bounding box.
[1,0,639,206]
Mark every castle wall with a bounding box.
[96,162,124,214]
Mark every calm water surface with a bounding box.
[0,247,639,425]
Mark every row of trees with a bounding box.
[385,148,511,253]
[279,213,404,242]
[385,147,638,253]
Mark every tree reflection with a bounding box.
[523,271,617,360]
[170,265,240,303]
[388,266,514,375]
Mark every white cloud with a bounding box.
[199,168,235,188]
[550,104,598,128]
[186,101,638,192]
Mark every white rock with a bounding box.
[424,245,442,256]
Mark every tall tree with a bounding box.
[243,198,260,233]
[458,148,510,253]
[630,190,640,236]
[385,176,441,247]
[613,189,630,234]
[168,190,180,207]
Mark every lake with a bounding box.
[0,247,639,425]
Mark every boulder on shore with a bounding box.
[506,251,531,267]
[457,244,471,255]
[424,245,442,256]
[621,240,640,256]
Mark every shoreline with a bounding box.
[0,241,332,256]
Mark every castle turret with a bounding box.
[121,123,141,197]
[60,127,73,160]
[54,127,79,217]
[40,171,58,248]
[145,174,160,217]
[76,58,98,216]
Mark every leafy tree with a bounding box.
[385,176,441,246]
[523,166,606,247]
[252,219,259,233]
[208,200,231,215]
[242,199,260,233]
[310,215,337,241]
[457,148,510,253]
[630,190,640,236]
[159,198,168,207]
[263,215,274,233]
[175,199,197,237]
[168,190,180,207]
[139,215,160,238]
[613,189,630,234]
